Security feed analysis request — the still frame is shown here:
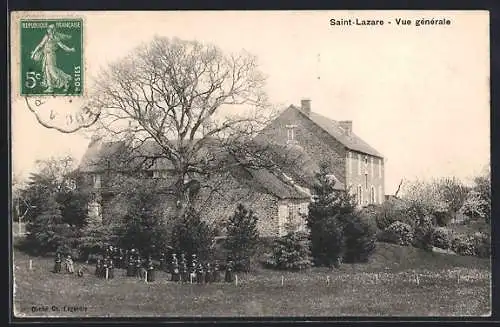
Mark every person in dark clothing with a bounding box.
[96,259,104,278]
[169,253,181,282]
[54,253,62,273]
[213,261,221,283]
[105,256,114,279]
[225,260,234,283]
[146,256,155,282]
[181,260,189,283]
[159,252,166,272]
[196,262,205,284]
[135,256,143,278]
[170,254,180,282]
[205,263,213,283]
[127,252,136,277]
[190,254,197,278]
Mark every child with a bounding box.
[65,255,75,274]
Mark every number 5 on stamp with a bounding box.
[20,19,83,96]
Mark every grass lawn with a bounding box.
[12,242,491,318]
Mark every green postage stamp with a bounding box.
[20,19,83,96]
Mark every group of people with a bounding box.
[53,245,237,284]
[53,253,75,274]
[165,253,235,284]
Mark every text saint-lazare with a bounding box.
[330,18,385,26]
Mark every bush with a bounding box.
[472,232,490,258]
[342,212,377,263]
[412,215,434,251]
[380,221,414,246]
[450,234,476,256]
[224,204,260,272]
[266,230,313,271]
[431,227,452,250]
[374,198,407,230]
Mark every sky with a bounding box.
[10,11,490,193]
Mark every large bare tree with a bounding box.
[89,37,284,218]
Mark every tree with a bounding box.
[342,212,377,263]
[435,177,469,217]
[89,36,276,220]
[306,163,355,268]
[21,155,79,224]
[24,194,75,255]
[116,190,171,255]
[268,220,312,270]
[472,166,491,223]
[171,208,214,260]
[224,204,260,272]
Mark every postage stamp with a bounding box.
[20,19,83,96]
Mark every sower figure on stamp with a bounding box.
[53,252,62,273]
[30,24,75,93]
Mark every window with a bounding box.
[371,157,374,176]
[379,158,382,178]
[347,152,351,176]
[153,171,161,179]
[357,153,361,175]
[357,185,363,206]
[378,185,383,204]
[365,174,368,189]
[370,186,376,204]
[92,174,101,189]
[145,171,154,178]
[286,124,297,144]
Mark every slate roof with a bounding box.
[265,142,344,191]
[78,138,310,200]
[290,105,383,158]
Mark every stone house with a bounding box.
[78,138,311,237]
[78,99,384,236]
[256,99,385,207]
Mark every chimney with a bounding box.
[339,120,353,136]
[301,99,311,115]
